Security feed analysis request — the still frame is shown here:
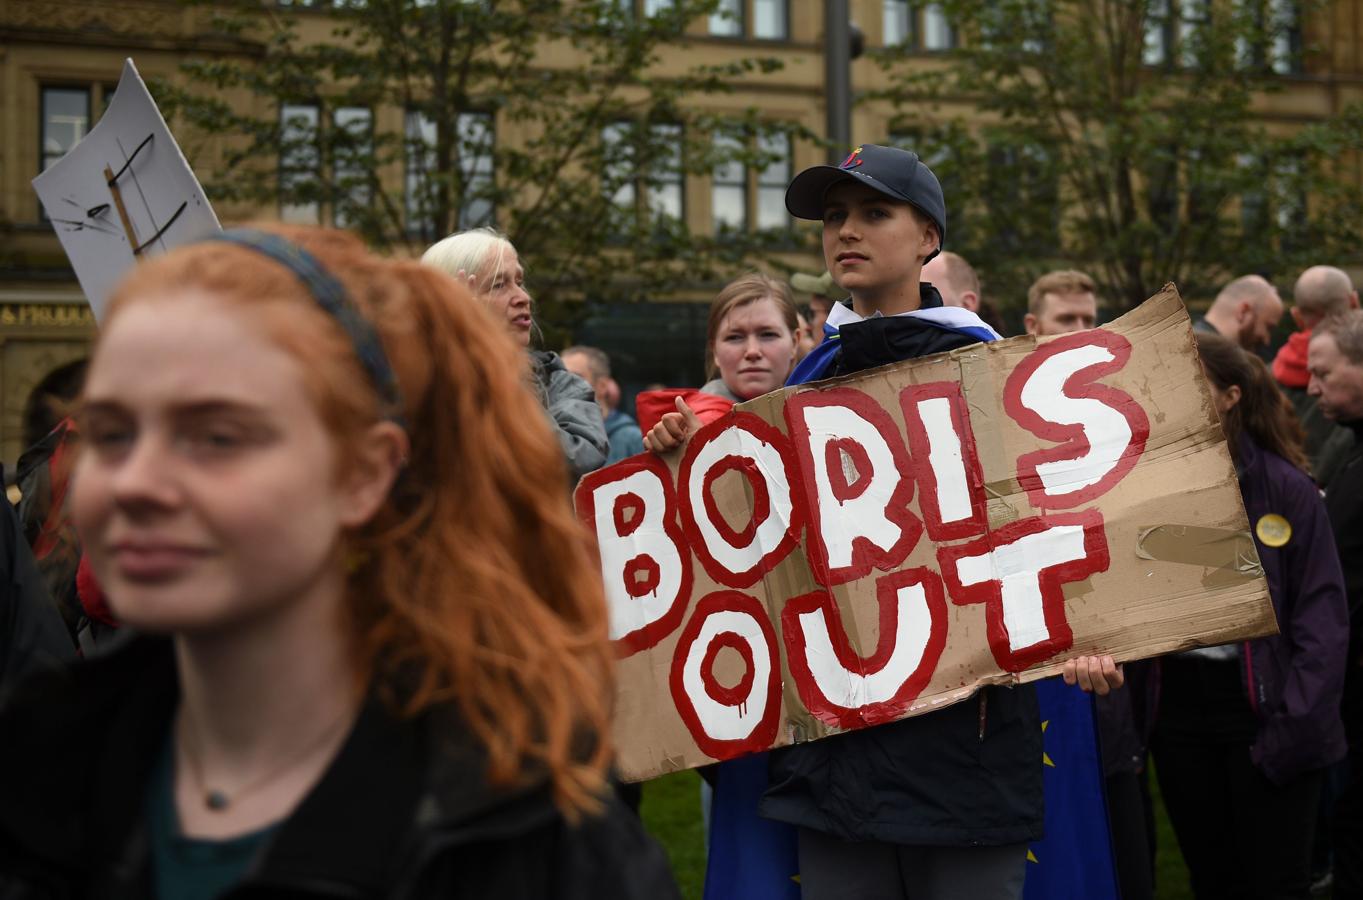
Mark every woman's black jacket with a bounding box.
[0,634,680,900]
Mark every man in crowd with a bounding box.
[922,251,982,312]
[1307,310,1363,896]
[1274,266,1360,482]
[789,270,847,337]
[1024,270,1099,336]
[562,345,643,465]
[1195,275,1285,352]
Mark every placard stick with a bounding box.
[103,164,139,252]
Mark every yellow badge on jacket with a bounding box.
[1255,513,1292,548]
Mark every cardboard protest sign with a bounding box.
[576,287,1276,781]
[33,59,221,321]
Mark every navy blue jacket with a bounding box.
[760,287,1044,846]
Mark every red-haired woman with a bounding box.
[1151,332,1348,899]
[0,226,678,898]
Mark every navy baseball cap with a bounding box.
[785,144,947,263]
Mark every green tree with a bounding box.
[156,0,807,322]
[869,0,1363,315]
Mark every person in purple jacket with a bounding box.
[1150,331,1349,899]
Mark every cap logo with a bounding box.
[840,147,864,170]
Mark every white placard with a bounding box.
[33,59,221,321]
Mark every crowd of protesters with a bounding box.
[0,139,1359,900]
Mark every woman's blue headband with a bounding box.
[201,229,407,429]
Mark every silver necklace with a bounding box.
[177,707,355,812]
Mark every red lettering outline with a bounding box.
[575,455,693,658]
[782,568,948,729]
[677,413,806,589]
[936,509,1110,672]
[899,382,989,542]
[1003,330,1149,509]
[784,388,923,587]
[669,590,782,760]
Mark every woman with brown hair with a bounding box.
[1151,332,1348,899]
[0,226,677,898]
[639,272,799,451]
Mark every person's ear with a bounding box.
[1024,312,1039,336]
[338,421,409,528]
[1237,300,1254,325]
[1351,290,1360,311]
[1223,383,1243,412]
[921,223,941,260]
[962,290,980,313]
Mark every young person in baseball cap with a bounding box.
[755,144,1123,900]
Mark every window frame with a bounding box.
[279,101,323,225]
[404,107,498,237]
[706,0,790,41]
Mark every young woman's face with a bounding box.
[479,246,532,347]
[822,181,936,298]
[713,296,797,401]
[73,292,366,635]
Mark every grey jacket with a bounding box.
[531,351,609,483]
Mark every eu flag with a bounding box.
[703,753,800,900]
[1024,679,1120,900]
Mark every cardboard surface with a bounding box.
[576,287,1277,781]
[33,59,221,321]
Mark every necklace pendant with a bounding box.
[204,790,230,811]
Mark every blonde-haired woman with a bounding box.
[423,227,606,482]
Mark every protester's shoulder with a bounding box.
[548,791,682,900]
[1258,449,1321,503]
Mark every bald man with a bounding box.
[1196,275,1285,351]
[922,251,981,312]
[1274,266,1361,483]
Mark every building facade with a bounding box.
[2,0,1361,468]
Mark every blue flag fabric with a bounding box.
[1023,679,1120,900]
[702,753,800,900]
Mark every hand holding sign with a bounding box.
[578,286,1275,781]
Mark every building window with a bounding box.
[647,123,685,223]
[41,87,91,173]
[709,0,742,36]
[279,103,321,225]
[332,106,372,229]
[712,133,747,232]
[1236,0,1301,74]
[707,0,788,39]
[1143,0,1171,65]
[1241,153,1305,238]
[711,130,791,234]
[604,122,685,228]
[752,0,786,39]
[602,121,637,216]
[755,131,791,230]
[1178,0,1209,68]
[883,2,953,49]
[405,110,496,237]
[457,112,495,229]
[1145,0,1218,69]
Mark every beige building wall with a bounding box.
[2,0,1360,469]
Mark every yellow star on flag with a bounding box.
[1027,849,1039,864]
[1041,719,1055,767]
